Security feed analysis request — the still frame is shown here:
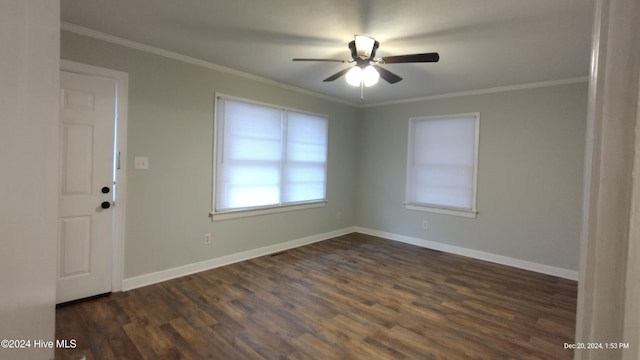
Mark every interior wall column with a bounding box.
[575,0,640,358]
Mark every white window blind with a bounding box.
[406,113,479,217]
[214,96,327,215]
[283,112,328,203]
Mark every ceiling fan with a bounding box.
[293,35,439,89]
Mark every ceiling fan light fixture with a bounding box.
[294,35,438,89]
[354,35,376,58]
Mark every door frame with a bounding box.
[61,59,128,293]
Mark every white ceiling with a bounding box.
[61,0,595,105]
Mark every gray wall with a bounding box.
[356,82,587,271]
[0,1,59,359]
[61,30,587,279]
[61,31,358,278]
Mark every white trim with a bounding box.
[354,226,579,280]
[215,93,329,118]
[122,227,355,291]
[211,201,326,221]
[61,60,128,293]
[61,22,352,107]
[363,77,590,108]
[122,225,578,290]
[404,204,478,218]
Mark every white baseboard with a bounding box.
[122,225,577,291]
[354,227,579,281]
[122,226,356,291]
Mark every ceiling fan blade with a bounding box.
[292,58,348,63]
[381,52,440,64]
[373,65,403,84]
[323,67,352,82]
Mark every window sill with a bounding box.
[210,201,327,222]
[405,203,478,219]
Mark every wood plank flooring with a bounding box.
[55,233,577,359]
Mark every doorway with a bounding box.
[57,60,128,303]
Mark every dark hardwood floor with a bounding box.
[55,233,577,359]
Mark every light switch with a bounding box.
[134,156,149,170]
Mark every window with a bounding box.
[405,113,479,218]
[212,95,328,220]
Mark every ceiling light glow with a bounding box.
[346,66,379,87]
[362,65,380,87]
[346,66,363,86]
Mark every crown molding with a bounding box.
[362,76,589,107]
[61,22,355,107]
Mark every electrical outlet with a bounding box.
[204,233,212,245]
[336,211,342,220]
[422,220,429,229]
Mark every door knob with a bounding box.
[101,186,110,194]
[101,201,111,209]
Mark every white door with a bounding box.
[57,71,116,304]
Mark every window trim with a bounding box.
[210,201,327,222]
[404,112,480,219]
[211,93,328,221]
